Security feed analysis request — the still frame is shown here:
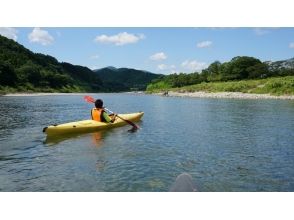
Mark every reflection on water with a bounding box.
[0,94,294,191]
[91,132,104,147]
[44,130,107,147]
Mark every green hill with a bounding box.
[94,67,162,92]
[0,35,104,93]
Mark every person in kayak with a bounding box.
[91,99,117,123]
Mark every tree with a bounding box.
[206,61,222,81]
[0,61,17,86]
[15,61,42,86]
[247,63,269,79]
[224,56,263,80]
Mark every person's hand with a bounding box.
[111,114,117,123]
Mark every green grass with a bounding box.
[147,76,294,96]
[146,81,171,93]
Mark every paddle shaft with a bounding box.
[105,108,139,129]
[104,107,138,126]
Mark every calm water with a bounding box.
[0,93,294,191]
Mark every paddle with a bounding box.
[84,95,139,131]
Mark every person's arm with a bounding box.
[102,111,116,123]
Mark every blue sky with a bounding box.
[1,27,294,74]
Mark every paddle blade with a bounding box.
[116,115,139,130]
[128,126,139,133]
[125,119,139,130]
[84,95,95,103]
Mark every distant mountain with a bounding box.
[265,57,294,71]
[94,66,118,71]
[94,67,162,92]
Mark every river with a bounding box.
[0,93,294,191]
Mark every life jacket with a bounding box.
[91,108,105,122]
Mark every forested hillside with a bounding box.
[147,56,294,92]
[0,35,105,93]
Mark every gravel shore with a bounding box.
[161,91,294,100]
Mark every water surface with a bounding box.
[0,93,294,191]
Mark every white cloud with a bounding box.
[28,27,54,45]
[157,64,178,73]
[181,60,208,72]
[90,54,99,59]
[150,52,167,61]
[158,64,176,70]
[197,40,212,48]
[0,27,18,41]
[289,42,294,48]
[157,64,177,72]
[157,64,167,70]
[94,32,145,46]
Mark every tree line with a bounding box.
[147,56,294,91]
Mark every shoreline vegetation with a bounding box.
[147,76,294,100]
[145,56,294,100]
[2,75,294,100]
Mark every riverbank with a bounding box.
[160,91,294,100]
[2,92,85,96]
[1,91,145,97]
[147,76,294,99]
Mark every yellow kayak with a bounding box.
[43,112,144,136]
